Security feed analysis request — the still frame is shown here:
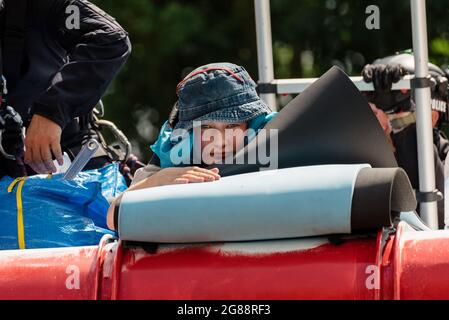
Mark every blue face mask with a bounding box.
[150,112,278,168]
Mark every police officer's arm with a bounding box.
[25,0,131,173]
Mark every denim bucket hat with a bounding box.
[171,62,272,140]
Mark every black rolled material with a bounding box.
[113,196,122,231]
[351,168,417,232]
[212,66,398,177]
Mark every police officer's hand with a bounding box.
[362,64,406,91]
[24,115,64,174]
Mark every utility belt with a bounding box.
[386,94,448,134]
[62,104,131,168]
[60,102,143,185]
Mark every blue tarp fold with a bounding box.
[0,163,127,249]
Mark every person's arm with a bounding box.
[434,129,449,163]
[130,154,162,186]
[25,0,131,173]
[131,164,162,186]
[106,167,221,230]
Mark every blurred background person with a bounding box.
[362,52,449,228]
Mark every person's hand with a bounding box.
[138,166,220,189]
[24,114,64,174]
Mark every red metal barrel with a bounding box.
[1,222,449,299]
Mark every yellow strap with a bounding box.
[16,179,26,249]
[7,177,23,193]
[7,177,26,249]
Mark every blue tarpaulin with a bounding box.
[0,163,127,250]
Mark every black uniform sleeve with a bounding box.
[434,129,449,162]
[32,0,131,129]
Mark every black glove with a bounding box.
[435,76,449,101]
[0,106,26,177]
[0,106,24,160]
[433,129,449,162]
[362,64,406,91]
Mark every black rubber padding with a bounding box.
[351,167,417,231]
[114,196,122,231]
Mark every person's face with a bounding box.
[369,103,391,135]
[199,121,248,164]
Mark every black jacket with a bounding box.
[1,0,131,148]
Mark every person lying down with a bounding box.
[106,62,277,230]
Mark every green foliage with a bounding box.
[91,0,449,161]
